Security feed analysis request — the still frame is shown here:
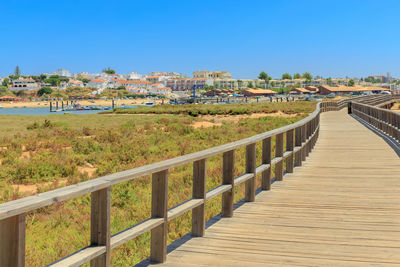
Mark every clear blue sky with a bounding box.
[1,0,399,78]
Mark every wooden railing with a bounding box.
[352,99,400,142]
[0,103,322,267]
[321,95,396,112]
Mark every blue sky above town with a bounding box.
[1,0,399,78]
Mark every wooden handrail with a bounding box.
[4,95,391,266]
[352,99,400,142]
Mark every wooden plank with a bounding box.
[301,124,307,161]
[261,138,271,190]
[168,199,204,221]
[206,185,232,201]
[0,213,25,267]
[163,109,400,267]
[222,150,235,217]
[234,173,254,186]
[271,157,283,166]
[192,159,207,237]
[255,164,270,175]
[151,170,168,263]
[50,246,106,267]
[245,143,256,202]
[286,129,294,173]
[110,218,164,249]
[295,126,302,166]
[275,133,284,181]
[90,187,110,267]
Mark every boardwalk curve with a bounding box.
[160,110,400,266]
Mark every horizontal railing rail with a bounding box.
[0,102,322,267]
[320,95,396,112]
[352,100,400,143]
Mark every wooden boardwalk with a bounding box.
[160,110,400,266]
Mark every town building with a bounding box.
[318,85,389,95]
[10,78,40,90]
[289,88,311,94]
[121,80,151,89]
[149,87,172,96]
[193,70,232,79]
[242,88,277,97]
[203,89,235,96]
[166,78,213,91]
[57,69,71,77]
[87,79,109,92]
[68,80,84,88]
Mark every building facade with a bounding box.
[166,78,213,91]
[193,70,232,79]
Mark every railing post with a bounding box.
[90,188,111,267]
[262,137,271,190]
[222,150,234,217]
[295,126,302,166]
[301,124,307,161]
[0,214,26,267]
[245,143,256,202]
[306,122,311,157]
[286,129,294,173]
[275,133,284,181]
[192,159,206,237]
[151,170,168,263]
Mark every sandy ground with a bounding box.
[391,102,400,112]
[0,98,165,108]
[192,111,298,128]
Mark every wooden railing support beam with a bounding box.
[0,213,26,267]
[262,137,271,190]
[286,129,294,173]
[150,170,168,263]
[222,150,235,217]
[275,133,284,181]
[90,188,111,267]
[245,143,256,202]
[192,159,206,237]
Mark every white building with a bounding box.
[87,79,110,93]
[10,78,40,90]
[68,80,84,88]
[57,69,71,77]
[193,70,231,79]
[149,87,171,96]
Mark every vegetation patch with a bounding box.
[107,101,314,117]
[0,102,316,266]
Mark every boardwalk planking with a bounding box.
[159,110,400,266]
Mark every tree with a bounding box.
[44,78,60,86]
[80,78,89,84]
[293,73,301,79]
[117,85,126,90]
[9,74,20,80]
[15,90,25,97]
[237,80,243,89]
[15,66,20,76]
[258,71,271,88]
[348,79,355,86]
[102,67,115,74]
[282,73,292,80]
[302,72,312,81]
[2,78,9,86]
[326,77,332,85]
[0,85,12,96]
[247,82,254,88]
[258,72,268,80]
[38,87,53,96]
